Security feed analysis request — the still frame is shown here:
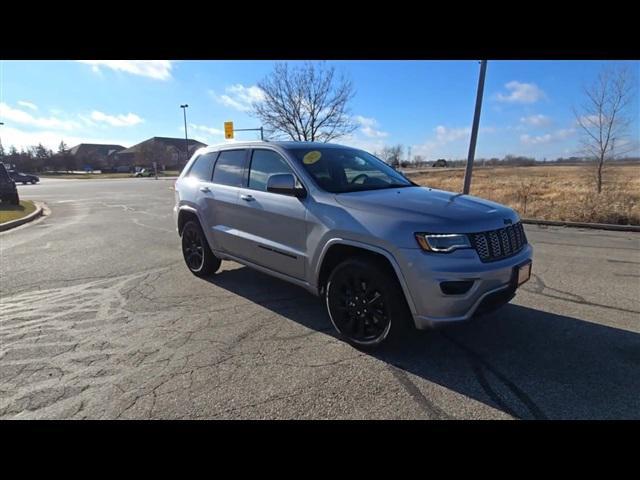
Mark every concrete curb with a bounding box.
[522,218,640,232]
[0,202,44,232]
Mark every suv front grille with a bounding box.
[469,222,527,263]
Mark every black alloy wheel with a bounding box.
[326,258,411,348]
[181,220,221,276]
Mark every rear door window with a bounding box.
[212,150,246,187]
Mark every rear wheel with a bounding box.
[325,257,412,349]
[181,220,221,276]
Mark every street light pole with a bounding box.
[180,104,189,165]
[463,60,488,195]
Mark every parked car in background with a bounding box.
[134,168,155,177]
[0,164,20,205]
[173,141,533,349]
[432,159,448,167]
[8,170,39,184]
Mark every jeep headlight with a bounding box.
[415,233,471,253]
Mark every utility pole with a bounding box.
[180,104,189,165]
[462,60,488,195]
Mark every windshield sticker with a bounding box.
[303,151,322,165]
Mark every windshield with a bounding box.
[288,147,414,193]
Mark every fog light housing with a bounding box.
[440,280,474,295]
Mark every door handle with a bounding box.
[240,194,255,201]
[199,186,211,193]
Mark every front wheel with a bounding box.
[181,220,221,277]
[325,257,412,349]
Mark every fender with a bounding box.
[176,205,201,233]
[314,238,418,315]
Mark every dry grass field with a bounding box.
[407,164,640,225]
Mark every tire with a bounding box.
[22,182,28,185]
[181,220,221,277]
[325,257,412,349]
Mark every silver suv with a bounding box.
[174,141,533,348]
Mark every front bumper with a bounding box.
[395,244,533,329]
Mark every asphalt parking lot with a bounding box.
[1,178,639,419]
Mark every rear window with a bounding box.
[212,150,246,187]
[187,152,217,181]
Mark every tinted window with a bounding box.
[187,152,216,181]
[288,148,412,193]
[212,150,246,187]
[0,164,11,183]
[248,150,293,191]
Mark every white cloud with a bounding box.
[0,125,130,152]
[355,115,388,138]
[520,114,551,127]
[576,114,600,127]
[17,100,38,111]
[0,102,79,131]
[412,125,497,159]
[520,128,576,145]
[189,124,224,136]
[210,84,265,112]
[77,60,173,81]
[435,125,471,142]
[340,134,387,156]
[90,110,143,127]
[496,81,546,104]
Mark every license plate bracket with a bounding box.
[512,260,532,288]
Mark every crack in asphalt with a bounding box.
[387,366,452,420]
[440,332,547,420]
[523,273,640,315]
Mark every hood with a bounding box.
[334,186,519,233]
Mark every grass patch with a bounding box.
[408,164,640,225]
[0,200,37,223]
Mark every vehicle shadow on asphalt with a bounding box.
[204,266,640,420]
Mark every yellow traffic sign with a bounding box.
[224,121,234,139]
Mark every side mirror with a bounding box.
[266,173,306,198]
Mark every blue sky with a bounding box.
[1,60,638,160]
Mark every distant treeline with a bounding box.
[0,143,73,173]
[398,155,640,169]
[1,141,639,173]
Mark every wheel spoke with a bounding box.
[371,310,385,324]
[344,315,357,333]
[367,291,382,306]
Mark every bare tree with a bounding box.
[380,145,403,169]
[251,62,357,142]
[574,65,637,193]
[135,142,172,168]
